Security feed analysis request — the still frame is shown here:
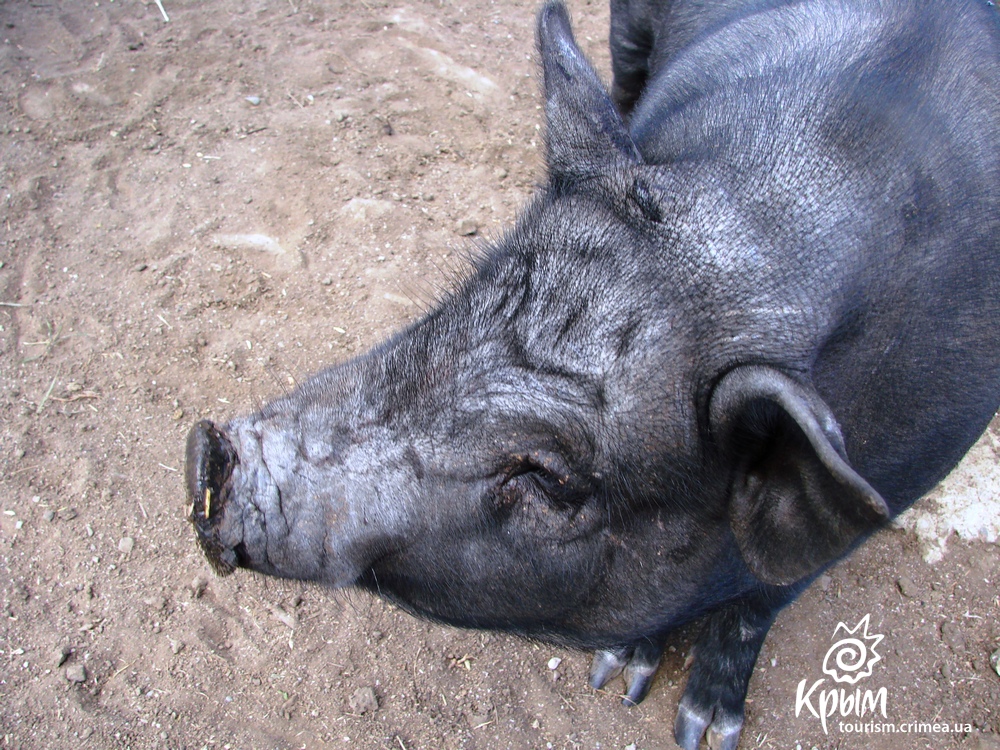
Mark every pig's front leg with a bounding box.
[673,596,778,750]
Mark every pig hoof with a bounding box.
[673,695,743,750]
[588,640,664,706]
[589,641,664,705]
[674,699,712,750]
[621,644,662,706]
[589,648,629,689]
[707,717,743,750]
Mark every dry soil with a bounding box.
[1,1,999,749]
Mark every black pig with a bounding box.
[185,1,1000,747]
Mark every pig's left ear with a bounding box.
[537,1,642,181]
[709,366,891,586]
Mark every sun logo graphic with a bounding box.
[822,614,884,684]
[796,614,888,733]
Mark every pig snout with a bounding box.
[185,419,242,575]
[184,406,417,586]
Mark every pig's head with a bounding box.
[185,2,888,650]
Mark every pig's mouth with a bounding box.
[185,420,242,575]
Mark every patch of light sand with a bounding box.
[896,424,1000,563]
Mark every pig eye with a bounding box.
[503,451,589,509]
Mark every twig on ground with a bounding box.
[22,319,64,362]
[35,377,58,414]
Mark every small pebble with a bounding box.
[191,575,208,598]
[134,262,148,273]
[466,712,491,729]
[54,645,71,667]
[281,694,298,719]
[245,95,261,105]
[59,508,78,521]
[170,640,185,655]
[65,664,87,683]
[547,657,562,670]
[118,537,134,554]
[817,574,832,592]
[940,621,966,653]
[896,576,918,598]
[172,408,184,420]
[349,686,378,714]
[990,648,1000,677]
[456,217,479,236]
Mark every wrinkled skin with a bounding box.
[186,1,1000,748]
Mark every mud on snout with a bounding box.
[185,419,242,575]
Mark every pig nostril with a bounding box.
[185,420,240,574]
[232,541,252,568]
[185,420,238,512]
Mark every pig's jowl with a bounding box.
[185,1,1000,748]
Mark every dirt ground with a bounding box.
[1,1,999,749]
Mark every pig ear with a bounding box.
[537,1,642,181]
[709,366,891,586]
